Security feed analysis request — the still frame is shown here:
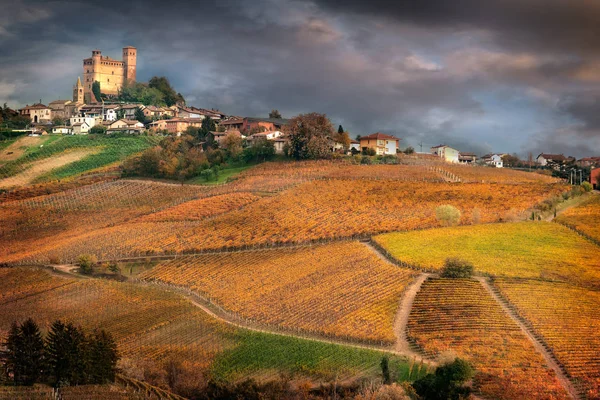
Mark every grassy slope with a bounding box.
[0,135,160,182]
[374,221,600,286]
[187,164,254,185]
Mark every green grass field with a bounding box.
[187,164,254,185]
[212,330,429,383]
[374,221,600,286]
[0,135,160,182]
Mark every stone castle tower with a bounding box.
[82,47,137,103]
[73,76,84,103]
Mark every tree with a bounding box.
[435,205,461,227]
[45,320,88,386]
[89,125,107,134]
[1,321,44,385]
[284,113,334,160]
[338,125,344,134]
[116,109,126,120]
[412,358,473,400]
[404,146,415,154]
[148,76,185,106]
[441,258,474,278]
[243,137,275,163]
[77,254,97,275]
[333,130,350,151]
[269,109,282,119]
[135,107,148,125]
[502,153,520,168]
[88,329,118,384]
[380,356,391,385]
[91,81,102,103]
[222,132,243,160]
[52,116,65,126]
[200,117,216,143]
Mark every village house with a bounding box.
[164,118,203,135]
[70,116,97,131]
[107,119,145,134]
[142,105,173,119]
[431,144,459,163]
[52,126,73,134]
[72,121,91,135]
[577,157,600,168]
[591,168,600,190]
[273,137,288,155]
[212,129,243,145]
[360,133,400,155]
[48,100,72,120]
[247,130,283,143]
[458,152,477,164]
[536,153,567,166]
[19,103,52,124]
[349,139,360,152]
[220,117,288,133]
[148,119,169,132]
[482,153,505,168]
[120,104,143,120]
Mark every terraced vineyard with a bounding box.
[141,242,416,344]
[375,221,600,288]
[407,278,569,399]
[0,267,421,386]
[4,178,567,264]
[555,194,600,243]
[494,279,600,399]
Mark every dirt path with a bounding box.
[0,136,49,163]
[393,274,431,360]
[0,149,97,188]
[477,277,580,400]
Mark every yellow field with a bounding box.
[408,278,569,399]
[374,221,600,287]
[140,241,415,344]
[494,279,600,399]
[555,194,600,242]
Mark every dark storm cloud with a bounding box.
[1,0,600,156]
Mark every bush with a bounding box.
[89,125,107,134]
[581,181,593,192]
[412,358,473,400]
[435,205,461,227]
[77,254,97,275]
[441,258,474,278]
[361,156,373,165]
[363,147,376,156]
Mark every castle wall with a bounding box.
[82,48,136,103]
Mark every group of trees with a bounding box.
[116,76,185,107]
[0,103,29,130]
[1,318,118,387]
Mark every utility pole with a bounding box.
[418,141,423,153]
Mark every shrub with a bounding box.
[77,254,97,275]
[412,358,473,400]
[363,147,376,156]
[581,181,593,192]
[435,205,461,227]
[361,156,373,165]
[441,258,474,278]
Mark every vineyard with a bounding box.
[407,277,569,399]
[140,242,416,344]
[0,135,160,185]
[0,267,420,386]
[374,221,600,287]
[493,279,600,399]
[555,194,600,243]
[2,177,567,264]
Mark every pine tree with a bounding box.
[18,319,45,385]
[88,329,119,384]
[3,322,21,384]
[46,321,87,386]
[338,124,344,134]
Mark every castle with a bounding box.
[81,47,137,103]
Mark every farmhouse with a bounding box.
[52,126,73,134]
[431,144,459,163]
[536,153,566,166]
[220,117,289,133]
[72,121,91,135]
[482,153,505,168]
[458,152,477,164]
[360,133,400,155]
[107,119,145,134]
[164,118,203,135]
[70,116,97,130]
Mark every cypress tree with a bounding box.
[18,318,45,385]
[88,329,119,384]
[3,322,21,384]
[46,321,87,386]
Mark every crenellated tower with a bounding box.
[123,46,137,83]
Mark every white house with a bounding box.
[349,139,360,152]
[52,126,72,134]
[431,145,460,163]
[249,130,282,141]
[536,153,567,166]
[69,116,97,129]
[360,133,400,155]
[482,153,505,168]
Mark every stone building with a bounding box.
[82,46,137,103]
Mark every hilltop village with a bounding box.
[2,46,600,187]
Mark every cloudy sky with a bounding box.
[1,0,600,157]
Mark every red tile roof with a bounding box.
[361,132,400,141]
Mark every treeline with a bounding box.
[0,318,118,387]
[123,118,276,181]
[112,76,185,107]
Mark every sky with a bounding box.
[1,0,600,157]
